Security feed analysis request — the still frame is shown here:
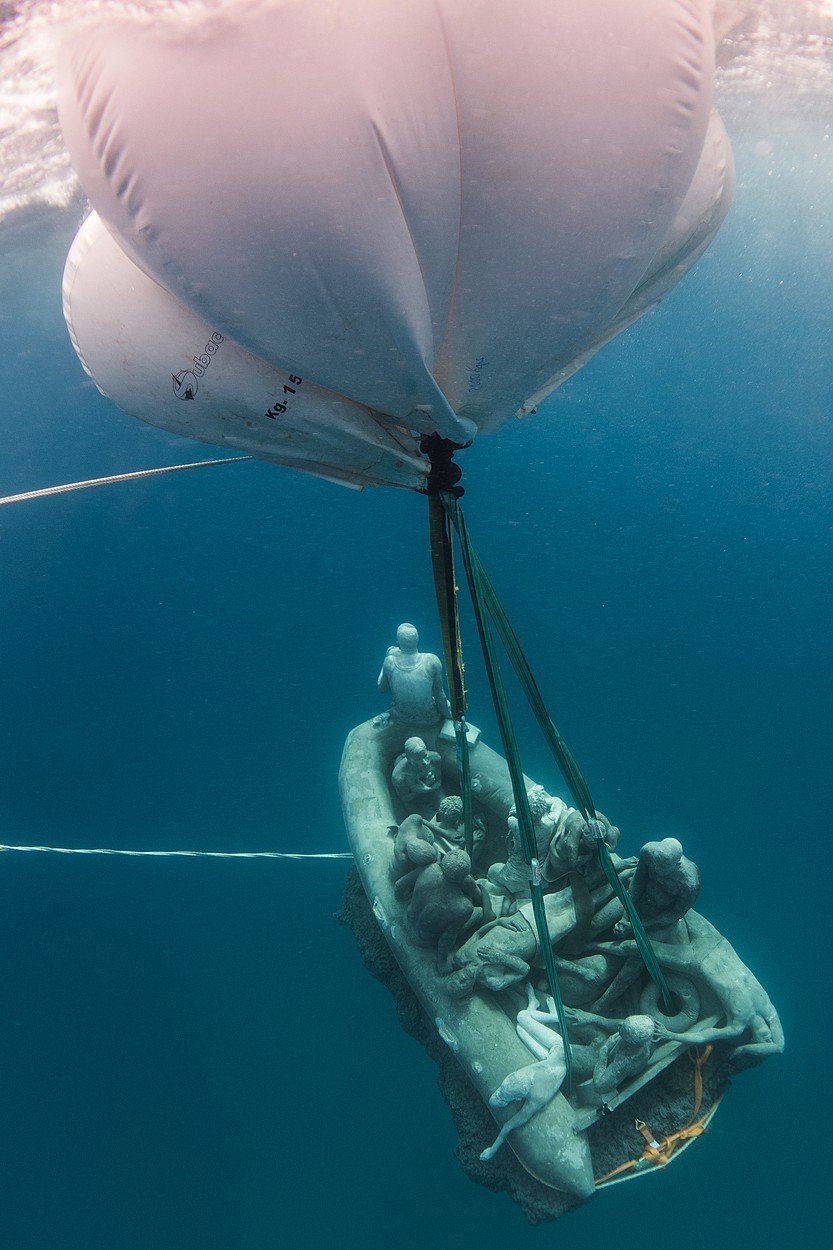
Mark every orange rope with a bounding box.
[690,1043,713,1118]
[595,1157,638,1183]
[595,1045,716,1186]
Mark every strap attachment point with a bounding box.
[419,433,465,498]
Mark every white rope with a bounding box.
[0,456,252,507]
[0,843,353,860]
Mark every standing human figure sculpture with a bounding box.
[377,623,451,730]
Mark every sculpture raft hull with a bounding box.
[339,716,782,1206]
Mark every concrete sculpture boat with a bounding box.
[340,715,783,1214]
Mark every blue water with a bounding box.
[0,127,830,1248]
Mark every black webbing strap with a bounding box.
[428,494,466,719]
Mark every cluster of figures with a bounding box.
[375,624,783,1162]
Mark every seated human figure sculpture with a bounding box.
[487,786,559,896]
[545,807,620,886]
[616,837,700,936]
[407,848,483,972]
[427,795,486,864]
[391,736,442,813]
[488,789,621,898]
[591,1014,657,1101]
[377,622,452,730]
[391,813,439,901]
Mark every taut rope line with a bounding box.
[0,457,252,507]
[0,844,352,860]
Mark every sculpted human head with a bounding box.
[619,1015,656,1046]
[396,623,419,653]
[441,848,471,883]
[437,795,463,826]
[654,838,683,873]
[510,788,550,825]
[579,820,597,850]
[403,736,428,762]
[527,786,551,821]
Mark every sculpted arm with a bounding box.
[628,847,653,908]
[431,656,452,718]
[592,1035,618,1093]
[462,875,482,906]
[412,754,440,793]
[377,655,392,693]
[652,862,701,928]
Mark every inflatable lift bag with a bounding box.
[58,0,733,490]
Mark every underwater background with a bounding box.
[1,5,832,1248]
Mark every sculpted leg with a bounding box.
[393,866,423,901]
[479,1105,531,1162]
[480,1047,567,1162]
[436,907,484,974]
[516,986,564,1059]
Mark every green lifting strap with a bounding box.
[444,497,672,1011]
[443,498,574,1085]
[427,494,475,860]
